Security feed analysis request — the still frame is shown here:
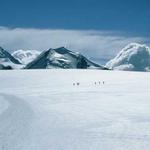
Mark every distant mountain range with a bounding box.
[1,43,150,71]
[0,47,107,70]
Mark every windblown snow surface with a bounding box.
[0,70,150,150]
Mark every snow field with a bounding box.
[0,70,150,150]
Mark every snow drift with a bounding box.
[106,43,150,71]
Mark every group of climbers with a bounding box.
[73,81,105,86]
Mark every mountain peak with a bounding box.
[12,49,41,64]
[0,47,22,69]
[0,46,3,50]
[53,47,73,55]
[122,43,149,51]
[106,43,150,71]
[25,47,105,69]
[0,47,5,57]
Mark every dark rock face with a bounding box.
[77,56,88,69]
[0,47,22,70]
[0,47,21,64]
[0,64,13,70]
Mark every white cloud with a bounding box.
[0,27,149,60]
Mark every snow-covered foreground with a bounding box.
[0,70,150,150]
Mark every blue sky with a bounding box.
[0,0,150,61]
[1,0,150,36]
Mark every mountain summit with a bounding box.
[25,47,106,69]
[12,49,41,64]
[106,43,150,71]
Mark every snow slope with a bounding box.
[12,49,41,65]
[0,70,150,150]
[106,43,150,71]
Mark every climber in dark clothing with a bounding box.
[77,82,80,86]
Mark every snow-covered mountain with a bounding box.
[12,49,41,65]
[106,43,150,71]
[0,47,22,69]
[25,47,107,69]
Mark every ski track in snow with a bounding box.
[0,94,33,150]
